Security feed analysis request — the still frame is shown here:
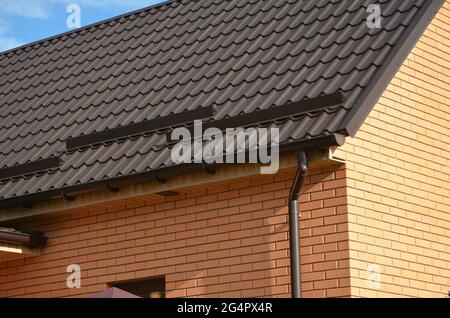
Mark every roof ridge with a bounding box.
[0,0,180,58]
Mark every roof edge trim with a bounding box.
[338,0,445,137]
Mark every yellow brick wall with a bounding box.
[335,1,450,298]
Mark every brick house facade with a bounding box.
[0,164,351,298]
[0,0,448,298]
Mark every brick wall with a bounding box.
[334,1,450,298]
[0,165,350,298]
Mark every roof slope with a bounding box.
[0,0,443,204]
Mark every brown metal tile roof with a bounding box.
[0,0,444,205]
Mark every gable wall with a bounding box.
[335,1,449,298]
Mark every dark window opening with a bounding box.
[110,276,165,298]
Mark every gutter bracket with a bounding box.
[154,173,167,184]
[106,183,120,193]
[62,192,75,201]
[204,164,216,175]
[21,201,34,209]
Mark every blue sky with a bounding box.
[0,0,164,52]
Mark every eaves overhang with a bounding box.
[0,133,345,212]
[0,228,47,248]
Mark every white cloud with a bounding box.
[48,0,159,10]
[0,19,23,52]
[0,0,159,20]
[0,36,23,52]
[67,0,158,8]
[0,0,49,19]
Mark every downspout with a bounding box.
[288,151,309,298]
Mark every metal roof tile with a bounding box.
[0,0,443,203]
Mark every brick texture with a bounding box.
[335,1,450,298]
[0,2,447,299]
[0,165,350,298]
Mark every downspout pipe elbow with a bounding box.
[289,151,309,201]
